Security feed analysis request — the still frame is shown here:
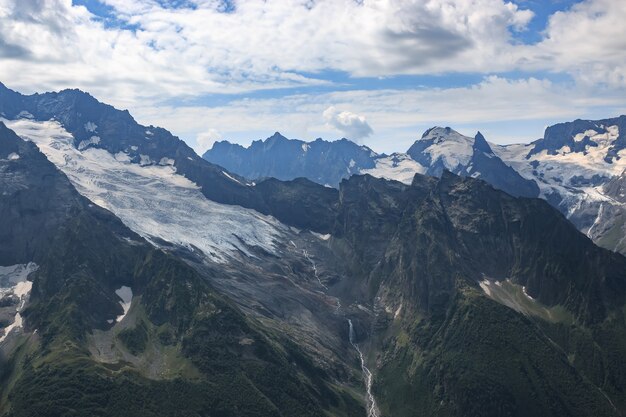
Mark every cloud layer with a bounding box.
[0,0,624,152]
[1,0,624,102]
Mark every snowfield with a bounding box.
[420,127,474,170]
[362,153,425,184]
[492,125,626,236]
[4,118,293,263]
[0,263,38,343]
[493,125,626,196]
[361,128,478,184]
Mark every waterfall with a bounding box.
[348,319,380,417]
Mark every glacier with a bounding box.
[4,118,294,264]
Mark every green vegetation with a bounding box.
[118,322,149,355]
[375,288,621,417]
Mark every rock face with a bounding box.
[2,82,626,417]
[327,173,626,417]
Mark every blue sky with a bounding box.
[0,0,624,153]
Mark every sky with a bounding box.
[0,0,625,154]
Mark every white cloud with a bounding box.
[323,106,373,140]
[527,0,626,88]
[0,0,624,106]
[195,128,222,154]
[0,0,539,105]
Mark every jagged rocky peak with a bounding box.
[473,130,493,153]
[204,131,379,187]
[264,131,290,145]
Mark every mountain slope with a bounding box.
[203,116,626,256]
[288,172,626,416]
[0,82,340,234]
[0,122,362,417]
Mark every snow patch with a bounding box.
[311,232,331,241]
[393,303,402,319]
[78,135,100,150]
[7,152,19,160]
[114,152,131,163]
[84,122,97,133]
[222,171,243,185]
[361,153,426,184]
[159,157,175,166]
[114,286,133,323]
[573,129,598,142]
[302,143,310,152]
[479,279,492,296]
[139,154,153,166]
[349,159,356,168]
[16,111,33,120]
[522,286,535,301]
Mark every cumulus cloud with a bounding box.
[195,128,222,154]
[527,0,626,88]
[323,106,373,140]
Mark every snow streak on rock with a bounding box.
[0,263,38,343]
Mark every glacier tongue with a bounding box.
[4,118,291,263]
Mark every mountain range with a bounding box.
[204,117,626,256]
[1,82,626,417]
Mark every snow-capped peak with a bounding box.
[421,126,470,143]
[410,127,475,170]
